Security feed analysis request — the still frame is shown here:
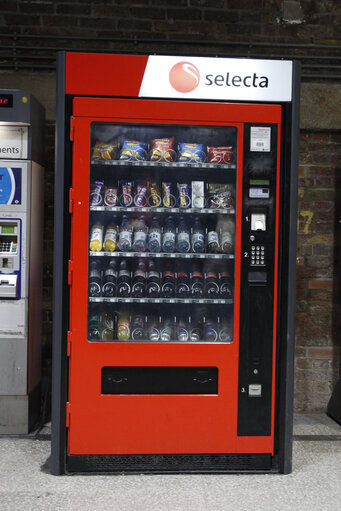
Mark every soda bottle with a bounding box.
[118,215,132,252]
[190,262,204,299]
[160,317,174,341]
[205,265,219,299]
[89,224,104,252]
[117,259,131,297]
[102,259,117,298]
[219,317,233,343]
[131,314,145,340]
[131,258,147,298]
[146,259,161,298]
[189,316,202,342]
[147,216,161,253]
[220,270,233,299]
[162,216,176,253]
[88,314,101,340]
[101,312,114,340]
[88,260,102,297]
[221,230,234,254]
[191,217,205,253]
[204,317,218,342]
[176,216,190,253]
[117,311,130,341]
[207,229,220,253]
[132,216,148,252]
[161,260,175,298]
[147,315,160,341]
[103,223,118,252]
[177,318,189,342]
[176,262,190,298]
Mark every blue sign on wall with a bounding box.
[0,167,22,205]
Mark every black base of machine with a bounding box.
[327,380,341,425]
[66,453,272,474]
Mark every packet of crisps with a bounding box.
[149,137,175,162]
[119,140,148,161]
[178,142,205,163]
[91,142,118,161]
[207,183,234,209]
[207,146,234,164]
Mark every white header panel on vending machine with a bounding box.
[139,56,293,102]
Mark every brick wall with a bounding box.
[0,1,340,45]
[295,131,341,411]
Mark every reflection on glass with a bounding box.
[88,122,237,343]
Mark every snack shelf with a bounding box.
[89,251,234,260]
[90,206,235,215]
[89,297,233,305]
[91,160,236,170]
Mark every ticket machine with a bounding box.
[0,90,44,433]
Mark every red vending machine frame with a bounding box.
[52,53,300,474]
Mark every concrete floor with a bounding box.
[0,414,340,511]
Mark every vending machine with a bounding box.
[0,90,44,433]
[52,53,300,474]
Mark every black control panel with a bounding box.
[238,123,278,436]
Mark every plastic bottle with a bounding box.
[177,216,190,253]
[205,265,219,299]
[101,312,114,340]
[117,259,131,297]
[207,229,220,253]
[221,230,234,254]
[132,216,148,252]
[131,314,145,340]
[102,259,117,298]
[118,215,132,252]
[190,262,204,299]
[161,260,175,298]
[219,317,233,343]
[191,217,205,253]
[146,259,161,298]
[189,316,202,342]
[177,318,189,342]
[147,316,160,342]
[147,216,162,253]
[204,317,218,342]
[162,216,176,253]
[103,223,118,252]
[89,224,104,252]
[160,317,174,341]
[88,314,101,340]
[131,258,146,298]
[117,311,130,341]
[176,262,190,298]
[88,260,102,297]
[220,270,233,299]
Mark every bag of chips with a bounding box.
[119,140,148,161]
[150,137,175,162]
[207,184,234,209]
[91,142,118,161]
[178,142,205,163]
[207,146,234,164]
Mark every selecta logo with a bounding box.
[169,62,200,93]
